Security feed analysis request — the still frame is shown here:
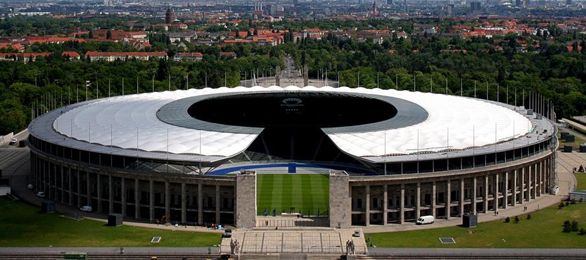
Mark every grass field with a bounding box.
[0,198,221,247]
[576,173,586,191]
[366,174,586,248]
[366,203,586,248]
[256,174,329,216]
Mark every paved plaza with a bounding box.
[220,228,367,256]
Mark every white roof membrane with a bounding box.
[52,86,532,158]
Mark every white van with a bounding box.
[416,215,434,225]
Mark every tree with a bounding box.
[571,220,579,232]
[0,98,27,134]
[155,59,169,81]
[563,220,572,232]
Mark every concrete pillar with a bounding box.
[512,170,517,206]
[383,185,388,225]
[472,177,477,214]
[446,180,451,219]
[215,185,221,225]
[432,181,437,218]
[165,181,170,222]
[365,185,370,226]
[121,178,126,217]
[76,171,81,208]
[459,178,465,217]
[484,175,489,213]
[197,183,203,225]
[494,173,499,210]
[400,184,405,224]
[149,179,154,222]
[521,167,525,203]
[134,179,140,219]
[97,175,102,213]
[504,171,508,208]
[416,182,421,219]
[181,183,186,224]
[329,171,350,228]
[108,175,113,214]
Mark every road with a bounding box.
[368,248,586,258]
[0,247,219,259]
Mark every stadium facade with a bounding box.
[28,86,558,228]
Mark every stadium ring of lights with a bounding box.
[28,86,558,228]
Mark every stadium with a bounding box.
[28,86,557,228]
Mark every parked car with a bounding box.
[8,138,17,145]
[36,191,45,198]
[416,215,435,225]
[80,205,92,212]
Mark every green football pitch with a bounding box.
[256,174,329,216]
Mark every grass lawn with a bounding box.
[256,174,329,216]
[0,198,221,247]
[366,203,586,248]
[576,173,586,191]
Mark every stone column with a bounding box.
[533,163,539,199]
[135,179,140,219]
[68,168,72,206]
[365,185,370,226]
[459,178,465,217]
[149,179,154,222]
[504,171,508,208]
[76,171,81,208]
[542,160,547,194]
[521,167,525,203]
[96,175,102,213]
[472,177,477,214]
[383,184,388,225]
[329,171,351,228]
[432,181,437,218]
[399,184,405,224]
[215,185,221,224]
[181,183,186,224]
[165,181,170,222]
[416,182,421,219]
[484,175,489,213]
[86,172,91,206]
[494,173,499,210]
[528,165,533,200]
[197,183,203,225]
[545,159,550,193]
[446,181,451,219]
[512,170,517,206]
[60,167,64,203]
[541,160,549,193]
[237,172,258,228]
[121,178,126,217]
[538,161,543,196]
[45,164,50,198]
[108,175,113,214]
